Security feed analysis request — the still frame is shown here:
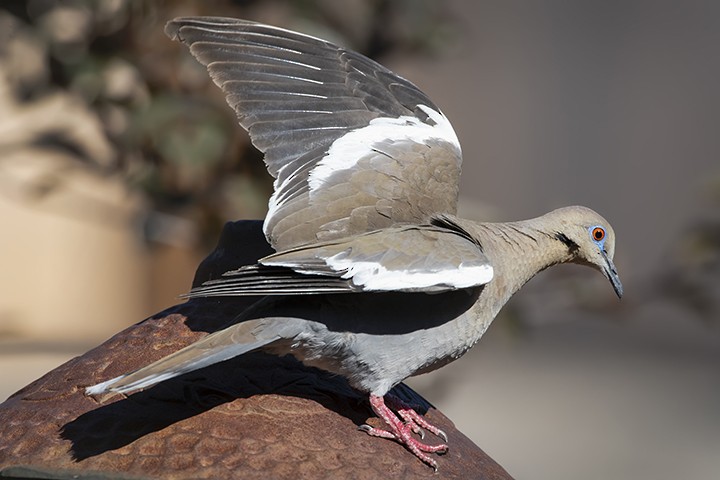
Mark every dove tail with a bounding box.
[86,319,279,396]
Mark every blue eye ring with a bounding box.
[590,226,606,243]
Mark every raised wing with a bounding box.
[185,219,492,296]
[165,17,463,251]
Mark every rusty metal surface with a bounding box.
[0,222,513,479]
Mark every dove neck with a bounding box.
[470,218,575,310]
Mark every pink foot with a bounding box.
[359,394,448,470]
[386,394,448,442]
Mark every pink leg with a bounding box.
[359,394,448,470]
[386,394,448,442]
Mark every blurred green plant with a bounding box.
[0,0,455,247]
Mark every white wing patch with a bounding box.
[307,104,460,192]
[326,253,493,292]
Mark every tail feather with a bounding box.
[86,320,278,396]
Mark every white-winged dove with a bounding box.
[86,18,622,470]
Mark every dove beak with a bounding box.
[601,250,623,299]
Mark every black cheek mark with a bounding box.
[554,232,580,256]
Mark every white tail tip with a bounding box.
[85,376,122,396]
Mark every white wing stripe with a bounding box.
[326,253,493,291]
[307,104,460,192]
[417,105,461,152]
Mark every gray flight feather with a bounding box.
[165,17,462,250]
[186,221,492,296]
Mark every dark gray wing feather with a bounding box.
[184,265,357,297]
[165,18,463,250]
[185,222,492,296]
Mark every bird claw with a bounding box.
[385,393,447,442]
[359,423,397,440]
[365,394,449,470]
[396,405,447,443]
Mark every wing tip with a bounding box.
[479,264,494,285]
[165,17,258,42]
[164,19,181,40]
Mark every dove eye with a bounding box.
[591,227,605,242]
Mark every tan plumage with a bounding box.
[86,18,622,470]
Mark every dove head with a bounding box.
[544,206,623,298]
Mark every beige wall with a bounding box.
[1,166,145,342]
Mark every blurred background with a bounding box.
[1,1,718,479]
